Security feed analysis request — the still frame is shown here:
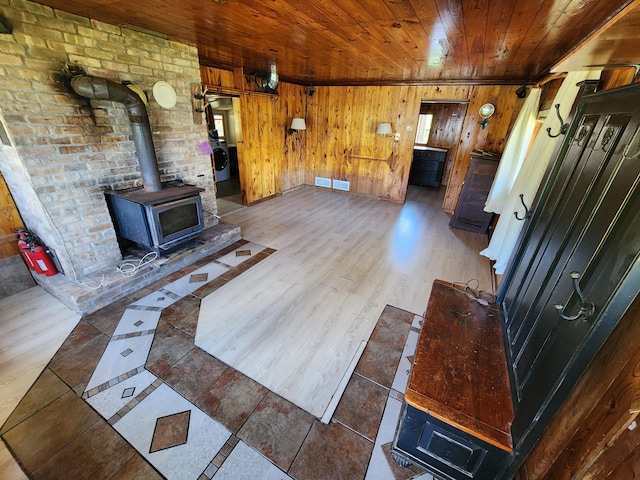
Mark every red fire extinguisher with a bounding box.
[17,229,36,271]
[16,229,58,276]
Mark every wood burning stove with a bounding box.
[105,183,204,254]
[70,75,207,256]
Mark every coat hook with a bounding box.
[553,271,596,321]
[546,104,569,138]
[513,194,532,221]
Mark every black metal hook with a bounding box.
[553,271,596,322]
[513,194,532,221]
[546,104,569,138]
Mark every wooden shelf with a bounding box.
[203,84,277,98]
[191,82,278,124]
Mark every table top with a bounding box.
[405,280,514,451]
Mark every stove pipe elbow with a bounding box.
[70,75,163,192]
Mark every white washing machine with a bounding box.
[210,138,230,182]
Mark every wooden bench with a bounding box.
[392,280,514,480]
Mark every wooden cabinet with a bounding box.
[394,82,640,479]
[448,153,498,234]
[408,147,447,187]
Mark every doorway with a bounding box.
[409,101,469,189]
[206,95,244,216]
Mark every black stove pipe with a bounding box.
[70,75,162,192]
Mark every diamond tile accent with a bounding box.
[189,273,209,283]
[134,320,144,327]
[235,249,251,257]
[121,387,135,399]
[156,297,165,302]
[121,348,133,357]
[150,410,191,453]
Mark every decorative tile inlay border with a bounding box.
[200,434,240,479]
[77,241,279,479]
[83,365,147,399]
[112,329,156,341]
[127,304,165,312]
[108,378,163,425]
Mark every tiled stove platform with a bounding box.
[31,222,241,315]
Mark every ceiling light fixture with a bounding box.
[478,104,495,129]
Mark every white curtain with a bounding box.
[481,70,601,274]
[484,88,541,213]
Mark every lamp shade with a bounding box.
[290,118,307,131]
[376,122,392,135]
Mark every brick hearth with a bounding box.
[33,223,240,314]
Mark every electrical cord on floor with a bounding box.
[117,251,158,277]
[204,209,221,219]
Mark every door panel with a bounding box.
[512,114,633,385]
[517,118,638,379]
[502,114,601,342]
[498,84,640,443]
[511,152,640,438]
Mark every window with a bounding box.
[415,114,433,145]
[212,114,225,140]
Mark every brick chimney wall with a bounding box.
[0,0,217,279]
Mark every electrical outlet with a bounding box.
[394,132,401,141]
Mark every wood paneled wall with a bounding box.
[442,85,525,212]
[305,85,478,204]
[305,84,522,208]
[201,66,525,210]
[200,66,307,205]
[240,82,307,203]
[200,67,236,88]
[0,173,23,259]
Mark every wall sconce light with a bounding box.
[376,122,393,136]
[288,117,306,135]
[478,103,495,129]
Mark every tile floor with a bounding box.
[1,239,433,480]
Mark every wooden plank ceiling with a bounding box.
[32,0,634,85]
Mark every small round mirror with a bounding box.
[479,103,495,119]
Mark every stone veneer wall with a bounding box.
[0,0,217,280]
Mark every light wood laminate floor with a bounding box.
[196,185,493,418]
[0,286,81,480]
